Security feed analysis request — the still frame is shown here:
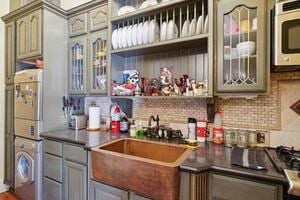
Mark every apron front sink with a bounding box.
[91,138,191,200]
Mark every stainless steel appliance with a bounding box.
[14,69,43,140]
[14,137,42,200]
[274,0,300,71]
[69,115,87,130]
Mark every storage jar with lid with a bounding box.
[213,127,224,144]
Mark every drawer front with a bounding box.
[43,177,63,200]
[63,143,87,164]
[68,13,88,37]
[44,154,62,182]
[44,140,62,156]
[211,174,280,200]
[88,5,108,32]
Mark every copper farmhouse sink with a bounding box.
[91,138,192,200]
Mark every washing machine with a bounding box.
[15,137,42,200]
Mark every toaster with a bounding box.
[69,115,87,130]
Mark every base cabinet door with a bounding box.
[64,161,87,200]
[43,177,63,200]
[89,180,128,200]
[210,174,283,200]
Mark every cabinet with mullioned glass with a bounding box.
[216,0,267,93]
[67,2,108,95]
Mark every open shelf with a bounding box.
[110,95,213,99]
[111,0,192,23]
[110,33,209,57]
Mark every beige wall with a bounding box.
[0,0,10,186]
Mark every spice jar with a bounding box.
[213,127,224,144]
[237,130,248,148]
[224,129,233,147]
[248,130,257,147]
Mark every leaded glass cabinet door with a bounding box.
[216,0,267,93]
[88,31,107,94]
[69,38,87,94]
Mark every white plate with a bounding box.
[142,21,149,44]
[117,6,136,16]
[181,20,190,37]
[203,15,209,33]
[160,21,168,41]
[167,20,178,40]
[149,20,160,43]
[196,16,203,35]
[111,29,119,49]
[127,25,133,47]
[189,18,196,36]
[131,24,138,46]
[122,26,128,48]
[137,22,144,45]
[117,27,123,48]
[139,0,158,9]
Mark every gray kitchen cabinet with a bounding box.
[89,5,108,32]
[88,31,107,94]
[64,160,87,200]
[43,177,63,200]
[27,9,42,58]
[68,38,87,94]
[16,9,42,59]
[209,173,283,200]
[89,180,128,200]
[68,13,88,37]
[16,15,28,59]
[4,85,14,187]
[216,0,267,93]
[5,21,15,84]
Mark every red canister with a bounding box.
[111,121,120,134]
[197,119,207,142]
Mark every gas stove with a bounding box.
[264,146,300,174]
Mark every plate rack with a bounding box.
[107,0,214,98]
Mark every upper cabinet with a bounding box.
[5,22,15,84]
[89,5,108,32]
[216,0,267,94]
[16,9,42,60]
[67,2,108,95]
[88,31,107,94]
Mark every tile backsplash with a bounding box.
[84,71,300,147]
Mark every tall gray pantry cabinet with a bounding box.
[2,0,68,189]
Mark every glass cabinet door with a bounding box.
[88,31,107,94]
[69,38,87,94]
[216,0,267,93]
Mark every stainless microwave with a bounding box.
[274,0,300,71]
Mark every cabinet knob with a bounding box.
[284,57,290,62]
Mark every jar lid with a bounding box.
[197,119,207,122]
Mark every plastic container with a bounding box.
[197,119,207,142]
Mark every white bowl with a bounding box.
[237,41,256,57]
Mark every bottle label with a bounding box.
[120,121,128,131]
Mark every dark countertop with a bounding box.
[41,129,127,150]
[41,129,287,184]
[180,143,288,184]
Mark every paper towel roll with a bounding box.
[88,107,100,129]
